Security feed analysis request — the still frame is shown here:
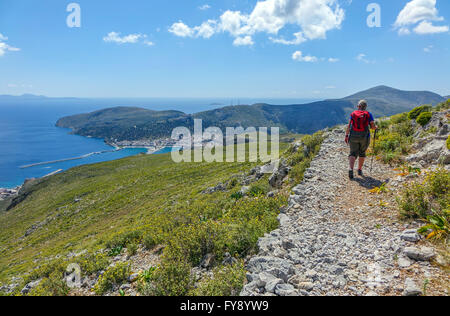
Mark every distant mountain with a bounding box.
[56,86,446,141]
[444,95,450,100]
[342,85,445,117]
[56,107,192,142]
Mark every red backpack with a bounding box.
[350,110,370,138]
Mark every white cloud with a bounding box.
[199,4,211,11]
[328,57,339,63]
[233,36,254,46]
[423,45,433,52]
[194,20,218,39]
[168,22,195,38]
[414,20,449,34]
[0,33,20,57]
[356,53,375,64]
[103,32,146,44]
[292,51,318,62]
[169,0,345,46]
[394,0,448,35]
[270,32,306,45]
[168,20,217,39]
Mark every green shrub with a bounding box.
[408,105,432,120]
[143,233,158,250]
[94,262,130,295]
[107,246,123,257]
[127,243,138,257]
[139,259,192,296]
[426,169,450,207]
[416,112,432,127]
[75,252,110,275]
[29,271,70,296]
[397,183,430,219]
[447,135,450,150]
[106,230,143,249]
[390,112,408,124]
[435,99,450,111]
[190,261,246,296]
[248,183,268,197]
[230,191,243,200]
[392,120,415,137]
[397,169,449,240]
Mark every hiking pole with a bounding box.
[370,129,378,174]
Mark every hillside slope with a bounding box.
[242,120,449,296]
[56,86,445,141]
[1,100,448,297]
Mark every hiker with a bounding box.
[345,100,378,179]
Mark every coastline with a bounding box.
[106,137,178,155]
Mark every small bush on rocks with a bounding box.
[408,105,432,120]
[416,112,432,127]
[106,230,143,249]
[94,262,130,295]
[398,169,449,240]
[190,261,246,296]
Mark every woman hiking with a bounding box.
[345,100,378,180]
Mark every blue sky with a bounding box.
[0,0,449,98]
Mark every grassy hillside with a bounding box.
[0,150,255,282]
[0,135,327,296]
[56,86,445,141]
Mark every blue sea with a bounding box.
[0,97,316,188]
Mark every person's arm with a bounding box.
[369,113,378,130]
[345,119,352,144]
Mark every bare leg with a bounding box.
[358,157,366,170]
[349,156,356,170]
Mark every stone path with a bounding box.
[241,127,448,296]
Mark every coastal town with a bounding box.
[108,137,179,154]
[0,187,20,201]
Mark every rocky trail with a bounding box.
[241,127,449,296]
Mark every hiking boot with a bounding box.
[358,169,363,177]
[349,170,354,180]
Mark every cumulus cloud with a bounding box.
[414,20,449,34]
[168,20,217,39]
[328,57,339,63]
[292,51,318,62]
[233,36,254,46]
[103,32,156,46]
[394,0,448,35]
[169,0,345,46]
[103,32,146,44]
[0,33,20,57]
[199,4,211,11]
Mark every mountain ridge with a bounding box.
[56,86,445,142]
